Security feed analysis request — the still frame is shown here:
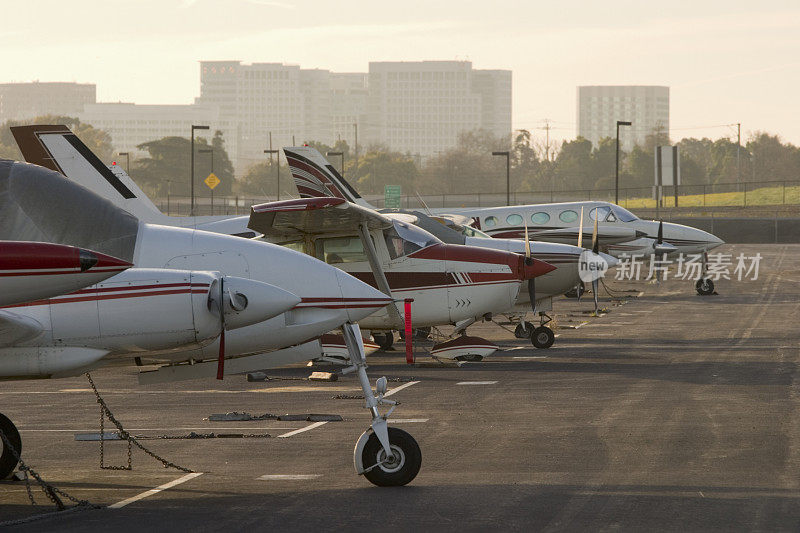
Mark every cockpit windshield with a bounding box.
[610,205,638,222]
[462,226,492,239]
[384,220,440,259]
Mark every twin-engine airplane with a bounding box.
[11,126,557,360]
[279,141,725,296]
[0,159,420,487]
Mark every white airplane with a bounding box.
[11,126,557,360]
[282,146,621,348]
[281,144,725,296]
[0,240,132,306]
[0,159,420,487]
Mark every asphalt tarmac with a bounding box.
[2,244,799,531]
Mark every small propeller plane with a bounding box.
[9,127,556,361]
[0,159,421,486]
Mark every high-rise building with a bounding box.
[577,86,669,151]
[330,73,368,147]
[0,82,96,123]
[79,102,225,158]
[366,61,511,157]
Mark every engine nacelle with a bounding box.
[0,346,108,378]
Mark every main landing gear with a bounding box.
[342,322,421,486]
[0,412,21,480]
[373,331,394,351]
[515,313,555,349]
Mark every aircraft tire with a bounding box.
[0,413,21,480]
[374,332,394,351]
[361,427,422,487]
[531,326,555,349]
[696,278,714,296]
[514,322,533,339]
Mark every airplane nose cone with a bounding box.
[520,256,557,280]
[220,276,302,330]
[334,269,394,323]
[600,252,619,268]
[84,249,134,271]
[635,230,648,239]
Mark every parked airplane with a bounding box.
[11,127,557,359]
[0,159,419,486]
[281,145,725,296]
[282,146,621,348]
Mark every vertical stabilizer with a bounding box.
[283,146,374,208]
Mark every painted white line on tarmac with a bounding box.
[258,474,321,481]
[384,380,420,397]
[109,472,203,509]
[277,421,328,438]
[391,418,429,423]
[20,427,296,433]
[513,356,547,360]
[456,381,498,385]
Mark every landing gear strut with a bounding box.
[0,413,21,480]
[343,323,421,486]
[696,251,715,296]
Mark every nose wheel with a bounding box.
[695,278,714,296]
[358,427,422,487]
[531,326,555,349]
[0,413,21,480]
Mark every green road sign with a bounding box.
[384,185,402,208]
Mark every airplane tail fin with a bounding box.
[11,125,166,223]
[282,146,374,208]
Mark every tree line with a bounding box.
[2,116,799,200]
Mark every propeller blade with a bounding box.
[528,277,536,313]
[592,214,599,255]
[592,278,599,314]
[577,206,584,249]
[216,277,225,380]
[523,220,531,262]
[657,220,663,244]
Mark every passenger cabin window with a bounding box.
[531,212,550,224]
[315,237,367,264]
[484,216,499,227]
[559,210,579,223]
[506,214,523,226]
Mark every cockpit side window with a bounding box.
[384,221,440,260]
[462,226,491,239]
[611,205,638,222]
[589,206,611,221]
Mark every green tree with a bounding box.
[551,136,593,191]
[352,149,419,195]
[235,159,289,198]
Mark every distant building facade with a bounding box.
[0,82,96,123]
[577,85,669,151]
[366,61,512,157]
[79,102,227,159]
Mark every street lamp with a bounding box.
[615,120,632,205]
[264,149,280,200]
[326,151,345,178]
[118,152,130,174]
[190,125,209,216]
[199,149,214,215]
[492,151,510,206]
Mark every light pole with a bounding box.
[264,149,280,200]
[492,151,510,205]
[614,120,632,204]
[190,125,209,216]
[118,152,130,174]
[327,151,345,178]
[199,148,214,215]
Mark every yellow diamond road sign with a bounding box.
[204,173,220,190]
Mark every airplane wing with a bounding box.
[0,311,44,347]
[247,197,394,243]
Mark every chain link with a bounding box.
[85,373,194,474]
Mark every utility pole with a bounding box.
[614,120,632,205]
[353,123,358,181]
[543,119,551,161]
[190,124,209,216]
[736,122,741,189]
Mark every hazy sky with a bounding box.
[4,0,799,145]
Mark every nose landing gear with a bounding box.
[342,322,422,487]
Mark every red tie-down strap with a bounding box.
[404,299,414,364]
